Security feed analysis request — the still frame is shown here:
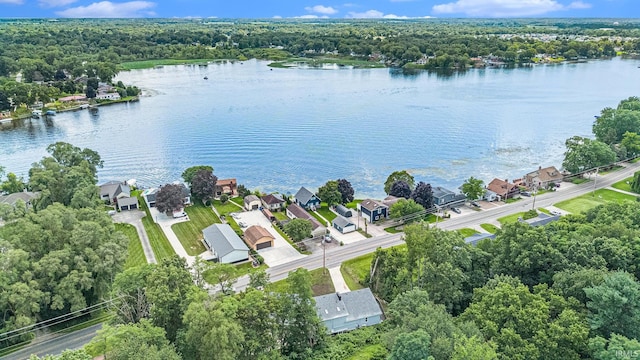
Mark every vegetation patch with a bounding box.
[457,228,479,237]
[171,203,218,256]
[309,268,336,296]
[538,207,551,215]
[119,58,220,70]
[554,188,638,214]
[273,211,289,221]
[139,197,176,261]
[357,229,373,238]
[571,177,590,184]
[384,226,403,234]
[598,165,623,175]
[480,223,499,234]
[345,199,363,209]
[497,212,526,225]
[612,177,634,193]
[505,197,522,204]
[116,223,146,269]
[347,344,388,360]
[316,204,337,222]
[341,254,374,291]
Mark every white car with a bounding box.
[550,210,562,216]
[173,210,188,218]
[107,210,117,216]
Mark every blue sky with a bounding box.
[0,0,636,19]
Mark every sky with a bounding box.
[0,0,636,19]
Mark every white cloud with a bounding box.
[304,5,338,14]
[432,0,589,17]
[293,14,329,18]
[38,0,77,7]
[0,0,24,4]
[383,13,410,18]
[56,1,156,18]
[273,15,283,18]
[347,9,384,18]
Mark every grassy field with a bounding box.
[138,197,175,261]
[171,203,219,256]
[341,254,374,291]
[116,223,147,269]
[480,223,499,234]
[554,188,638,214]
[273,211,289,221]
[266,268,335,296]
[345,199,363,209]
[347,344,387,360]
[599,165,623,175]
[612,177,634,193]
[357,229,373,238]
[213,199,242,216]
[457,228,479,237]
[230,197,244,207]
[538,208,551,215]
[119,58,220,70]
[497,212,526,226]
[316,204,337,222]
[310,210,329,225]
[571,177,590,185]
[384,226,403,234]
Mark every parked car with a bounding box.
[451,207,461,214]
[550,210,562,216]
[107,210,117,216]
[521,191,531,197]
[238,221,248,228]
[173,210,187,218]
[471,201,480,208]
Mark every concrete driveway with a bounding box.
[234,210,305,267]
[148,206,197,265]
[112,209,156,264]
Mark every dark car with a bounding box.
[471,201,480,207]
[451,207,461,214]
[521,191,531,197]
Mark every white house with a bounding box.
[314,288,383,334]
[95,92,121,101]
[244,195,261,210]
[202,224,249,264]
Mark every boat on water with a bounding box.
[204,76,208,80]
[31,110,42,118]
[45,110,56,116]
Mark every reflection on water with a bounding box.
[1,58,639,198]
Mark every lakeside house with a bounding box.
[358,199,388,223]
[99,180,138,211]
[215,178,238,198]
[524,166,563,189]
[202,223,249,263]
[485,178,520,201]
[464,233,496,246]
[0,191,38,211]
[286,203,326,237]
[432,186,466,207]
[294,186,321,210]
[243,225,275,250]
[95,92,121,101]
[261,193,285,211]
[142,188,158,208]
[314,288,383,334]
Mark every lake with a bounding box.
[1,58,639,198]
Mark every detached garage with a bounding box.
[332,215,357,234]
[202,224,249,264]
[244,195,261,211]
[117,196,139,211]
[244,225,275,250]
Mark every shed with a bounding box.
[314,288,383,334]
[202,224,249,263]
[335,204,353,218]
[332,215,357,234]
[244,225,275,250]
[244,195,261,210]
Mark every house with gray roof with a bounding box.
[332,215,357,234]
[202,224,249,264]
[432,186,466,207]
[244,195,261,210]
[314,288,383,334]
[294,186,321,210]
[0,191,38,208]
[524,213,561,227]
[286,203,326,237]
[261,193,285,211]
[357,199,388,223]
[99,181,138,211]
[142,188,158,208]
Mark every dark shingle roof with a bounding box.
[262,194,285,205]
[295,187,317,205]
[359,199,387,212]
[314,288,383,322]
[332,215,354,228]
[287,203,323,230]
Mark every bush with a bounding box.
[523,209,539,220]
[220,194,229,204]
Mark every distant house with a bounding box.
[142,188,158,208]
[99,181,138,211]
[202,224,249,263]
[486,178,520,201]
[524,166,564,189]
[215,178,237,198]
[95,92,121,101]
[294,187,321,210]
[483,189,500,202]
[243,225,275,250]
[261,194,285,211]
[0,191,38,210]
[335,204,353,218]
[524,213,561,227]
[432,187,466,207]
[314,288,384,334]
[382,195,401,208]
[464,233,496,246]
[286,203,326,237]
[357,199,388,223]
[244,195,261,210]
[58,95,87,102]
[332,215,357,234]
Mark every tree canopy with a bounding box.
[562,136,617,173]
[317,180,342,207]
[181,165,213,185]
[461,176,485,200]
[155,184,186,216]
[385,170,415,194]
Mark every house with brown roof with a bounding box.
[286,203,326,237]
[524,166,564,189]
[357,199,388,223]
[486,178,520,201]
[215,178,237,198]
[243,225,275,250]
[261,193,285,211]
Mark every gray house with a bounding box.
[0,191,38,209]
[99,181,138,211]
[332,215,357,234]
[432,186,466,207]
[314,288,383,334]
[294,187,321,210]
[202,224,249,264]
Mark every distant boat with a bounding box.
[204,76,208,80]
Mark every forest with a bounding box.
[1,18,640,113]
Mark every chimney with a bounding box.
[336,293,342,301]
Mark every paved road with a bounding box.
[236,161,640,291]
[2,324,102,360]
[113,210,156,264]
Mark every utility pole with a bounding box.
[322,239,326,273]
[592,168,599,196]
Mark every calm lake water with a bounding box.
[2,58,640,198]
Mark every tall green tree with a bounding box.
[284,218,313,242]
[585,271,640,340]
[621,131,640,157]
[562,136,617,173]
[336,178,354,204]
[1,172,26,193]
[389,330,432,360]
[452,335,498,360]
[461,176,485,200]
[385,170,415,194]
[190,169,217,204]
[411,181,434,209]
[182,165,213,185]
[593,97,640,145]
[589,333,640,360]
[389,198,424,219]
[317,180,341,207]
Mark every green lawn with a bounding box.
[345,199,363,209]
[425,214,445,223]
[505,197,522,204]
[497,212,526,226]
[316,204,337,222]
[612,177,634,193]
[340,254,374,291]
[310,210,329,226]
[384,226,403,234]
[347,344,388,360]
[480,223,499,234]
[171,203,219,256]
[457,228,479,237]
[138,197,175,261]
[230,197,244,207]
[266,268,335,296]
[116,223,146,269]
[357,229,373,238]
[599,165,623,175]
[273,211,289,221]
[213,199,243,215]
[538,208,551,215]
[554,189,639,214]
[571,177,590,185]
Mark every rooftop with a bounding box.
[314,288,383,322]
[202,223,249,258]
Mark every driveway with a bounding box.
[234,210,305,267]
[112,209,156,264]
[148,206,197,266]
